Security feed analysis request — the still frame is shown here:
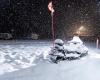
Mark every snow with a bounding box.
[68,36,83,44]
[89,49,100,59]
[0,40,99,76]
[0,43,51,75]
[65,36,88,54]
[54,39,64,44]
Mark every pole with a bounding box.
[96,38,99,49]
[51,12,55,47]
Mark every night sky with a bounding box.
[0,0,100,39]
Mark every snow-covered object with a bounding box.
[54,39,64,45]
[47,39,66,62]
[66,42,88,54]
[54,39,64,51]
[49,47,65,57]
[68,36,83,44]
[48,37,88,63]
[66,36,88,54]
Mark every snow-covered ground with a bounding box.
[0,40,52,75]
[0,40,99,80]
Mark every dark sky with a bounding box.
[0,0,100,39]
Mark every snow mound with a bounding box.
[0,42,99,75]
[0,45,51,75]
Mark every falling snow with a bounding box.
[0,0,99,39]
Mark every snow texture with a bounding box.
[0,42,51,75]
[0,40,99,76]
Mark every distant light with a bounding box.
[79,26,84,31]
[76,25,86,36]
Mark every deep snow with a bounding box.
[0,40,99,80]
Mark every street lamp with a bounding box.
[76,25,86,36]
[48,1,55,47]
[79,26,85,31]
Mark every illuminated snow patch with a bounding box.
[0,45,51,75]
[90,53,100,59]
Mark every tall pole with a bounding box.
[96,38,99,49]
[48,1,55,47]
[51,12,55,47]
